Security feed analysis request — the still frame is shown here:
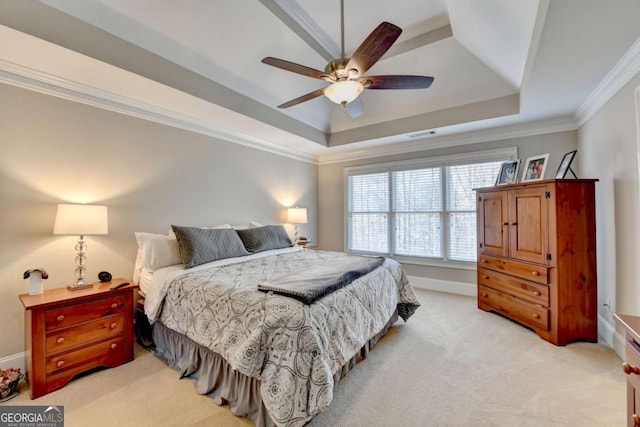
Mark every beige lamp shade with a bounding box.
[53,204,109,235]
[287,207,308,224]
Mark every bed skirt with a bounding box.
[152,308,400,427]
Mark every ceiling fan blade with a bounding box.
[262,57,332,81]
[278,88,326,108]
[346,22,402,77]
[345,97,364,118]
[362,75,434,90]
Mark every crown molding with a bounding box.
[0,56,581,168]
[318,116,577,164]
[0,58,318,164]
[575,35,640,127]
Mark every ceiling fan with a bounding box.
[261,0,434,117]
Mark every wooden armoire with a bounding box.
[475,179,598,346]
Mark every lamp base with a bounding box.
[67,283,94,291]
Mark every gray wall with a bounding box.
[318,131,578,285]
[577,71,640,355]
[0,83,318,358]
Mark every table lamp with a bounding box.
[287,207,307,245]
[53,204,108,290]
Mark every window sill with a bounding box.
[346,250,477,270]
[391,256,477,270]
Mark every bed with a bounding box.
[136,225,420,427]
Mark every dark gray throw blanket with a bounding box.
[258,255,385,304]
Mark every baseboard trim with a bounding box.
[407,275,476,297]
[599,313,625,359]
[0,352,25,373]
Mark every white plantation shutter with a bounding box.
[348,173,389,253]
[446,162,502,261]
[345,149,512,264]
[393,168,442,257]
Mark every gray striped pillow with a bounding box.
[171,225,250,268]
[236,225,293,253]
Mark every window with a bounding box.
[345,148,515,265]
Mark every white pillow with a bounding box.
[249,221,264,228]
[232,224,249,230]
[132,247,144,285]
[135,232,182,271]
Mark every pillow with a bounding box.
[171,225,250,268]
[203,224,232,229]
[236,225,293,253]
[249,221,264,228]
[135,232,182,272]
[132,247,144,285]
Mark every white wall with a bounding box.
[578,71,640,356]
[0,83,318,360]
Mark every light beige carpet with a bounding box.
[7,289,625,426]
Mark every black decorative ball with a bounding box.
[98,271,112,283]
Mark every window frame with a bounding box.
[343,147,517,269]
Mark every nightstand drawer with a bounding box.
[45,295,125,331]
[625,340,640,390]
[478,268,549,306]
[46,314,125,353]
[46,336,125,375]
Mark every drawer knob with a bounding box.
[502,222,509,226]
[532,313,541,319]
[483,275,490,280]
[56,337,64,344]
[481,259,488,264]
[110,343,117,350]
[56,360,64,368]
[531,271,540,276]
[56,314,64,322]
[511,222,518,226]
[111,303,118,309]
[532,291,541,296]
[481,293,489,298]
[623,363,640,375]
[633,414,640,426]
[110,322,117,329]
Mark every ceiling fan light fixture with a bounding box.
[324,80,364,105]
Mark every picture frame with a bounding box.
[495,160,520,186]
[555,149,578,178]
[521,154,550,182]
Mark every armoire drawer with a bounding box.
[478,268,549,306]
[478,285,549,331]
[479,254,549,285]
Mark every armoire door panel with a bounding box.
[478,191,508,257]
[509,187,549,264]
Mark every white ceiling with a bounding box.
[1,0,639,163]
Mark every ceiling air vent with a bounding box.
[407,130,437,139]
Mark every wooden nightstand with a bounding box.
[614,314,640,426]
[19,278,137,399]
